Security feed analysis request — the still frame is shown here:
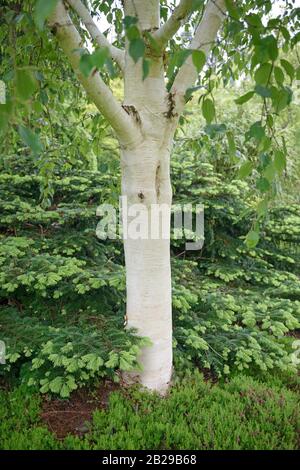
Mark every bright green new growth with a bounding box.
[0,0,299,397]
[0,148,299,397]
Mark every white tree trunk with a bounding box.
[50,0,226,393]
[121,140,173,392]
[118,0,177,393]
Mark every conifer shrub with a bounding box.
[0,151,299,396]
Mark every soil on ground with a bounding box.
[40,379,119,439]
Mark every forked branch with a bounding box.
[153,0,195,50]
[48,1,137,145]
[66,0,125,71]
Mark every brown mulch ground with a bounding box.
[39,368,225,439]
[201,367,218,384]
[0,377,10,391]
[40,379,120,439]
[287,329,300,339]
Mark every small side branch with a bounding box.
[153,0,194,50]
[171,0,227,112]
[49,1,138,145]
[66,0,125,71]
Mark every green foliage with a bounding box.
[192,50,206,73]
[0,0,299,398]
[0,168,151,397]
[129,38,145,64]
[0,373,299,450]
[79,48,114,78]
[0,147,299,393]
[0,385,57,450]
[123,15,146,64]
[34,0,58,31]
[85,373,299,450]
[1,0,299,227]
[0,2,119,183]
[1,307,148,398]
[202,98,215,124]
[170,149,300,377]
[18,125,43,154]
[178,72,300,204]
[235,91,255,105]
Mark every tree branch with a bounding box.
[171,0,226,111]
[66,0,125,71]
[153,0,194,50]
[48,1,138,146]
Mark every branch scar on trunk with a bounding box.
[155,164,161,200]
[122,105,142,126]
[164,92,178,119]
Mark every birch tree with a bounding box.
[45,0,227,392]
[2,0,298,392]
[48,0,300,392]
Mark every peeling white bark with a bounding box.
[121,2,174,391]
[121,139,173,392]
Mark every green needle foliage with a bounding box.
[0,146,299,396]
